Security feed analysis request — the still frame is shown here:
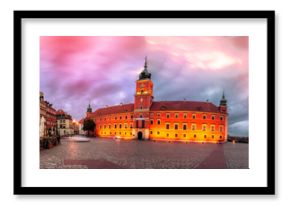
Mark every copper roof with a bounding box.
[150,101,220,113]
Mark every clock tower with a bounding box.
[133,57,154,140]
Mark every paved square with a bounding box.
[40,136,248,169]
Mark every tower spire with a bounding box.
[144,56,148,69]
[139,56,151,80]
[87,101,92,113]
[220,90,227,106]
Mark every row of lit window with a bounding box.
[99,115,133,121]
[100,123,133,129]
[101,131,133,136]
[151,122,223,132]
[150,131,223,139]
[99,123,223,132]
[150,113,224,121]
[98,113,224,121]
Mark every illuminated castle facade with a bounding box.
[86,58,228,143]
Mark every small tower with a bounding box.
[219,91,227,113]
[219,91,228,142]
[86,102,92,117]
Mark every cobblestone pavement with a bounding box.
[40,136,248,169]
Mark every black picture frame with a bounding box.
[14,10,275,195]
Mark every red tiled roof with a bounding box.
[92,103,134,116]
[91,101,220,117]
[56,109,66,115]
[150,101,220,113]
[56,109,72,119]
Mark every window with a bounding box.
[100,125,102,129]
[166,113,170,118]
[212,135,214,139]
[115,116,117,120]
[150,113,154,117]
[125,132,126,135]
[119,124,122,128]
[202,125,206,131]
[157,131,160,135]
[219,126,223,132]
[157,113,161,117]
[124,124,127,129]
[157,119,161,125]
[183,134,186,138]
[140,106,143,110]
[211,115,215,120]
[131,115,133,119]
[204,135,207,139]
[150,131,153,134]
[220,116,224,120]
[150,120,153,125]
[175,134,178,138]
[175,113,179,118]
[184,113,187,118]
[174,124,178,130]
[203,115,207,120]
[109,125,111,129]
[130,123,133,128]
[114,124,117,129]
[140,114,143,118]
[125,115,127,119]
[220,136,222,139]
[192,114,196,119]
[194,134,197,138]
[120,116,122,120]
[166,133,169,137]
[119,132,121,135]
[104,125,106,129]
[192,124,196,130]
[211,125,215,131]
[166,124,170,129]
[183,124,187,130]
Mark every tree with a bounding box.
[82,118,96,137]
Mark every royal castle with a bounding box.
[86,58,228,143]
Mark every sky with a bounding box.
[40,36,248,136]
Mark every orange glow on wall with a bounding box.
[87,59,228,143]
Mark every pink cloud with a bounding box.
[40,36,248,135]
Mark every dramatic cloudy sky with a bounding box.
[40,36,248,136]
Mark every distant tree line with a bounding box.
[227,135,249,143]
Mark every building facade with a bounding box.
[56,109,74,136]
[39,92,57,138]
[87,58,228,143]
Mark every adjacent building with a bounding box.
[86,58,228,143]
[39,92,57,138]
[56,109,74,136]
